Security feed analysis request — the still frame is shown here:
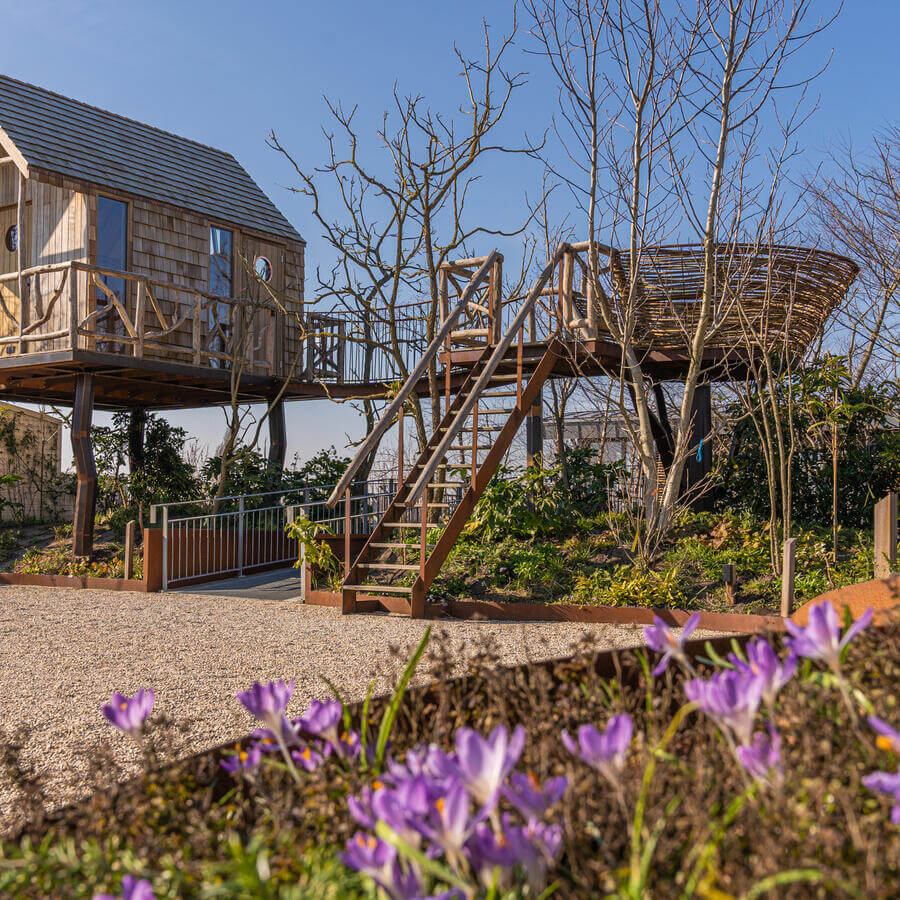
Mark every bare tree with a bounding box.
[814,127,900,387]
[269,16,541,476]
[527,0,836,538]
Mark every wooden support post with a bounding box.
[72,374,97,559]
[134,280,146,358]
[874,493,898,579]
[781,538,796,618]
[124,519,136,580]
[268,398,287,475]
[683,383,713,509]
[525,386,544,468]
[722,563,736,606]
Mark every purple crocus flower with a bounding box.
[869,717,900,755]
[685,669,763,746]
[466,822,518,888]
[371,777,431,849]
[455,724,525,808]
[861,769,900,825]
[296,698,342,746]
[291,742,326,772]
[784,601,873,672]
[236,679,294,734]
[101,690,155,738]
[561,714,633,784]
[93,875,155,900]
[644,613,701,675]
[506,818,564,895]
[502,772,568,822]
[729,639,797,709]
[418,777,473,862]
[220,741,262,774]
[736,725,782,784]
[341,833,423,899]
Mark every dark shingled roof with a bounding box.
[0,74,303,243]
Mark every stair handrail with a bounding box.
[326,250,502,508]
[406,243,571,503]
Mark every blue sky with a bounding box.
[1,0,896,470]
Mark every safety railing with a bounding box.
[151,480,398,589]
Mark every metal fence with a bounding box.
[150,480,396,590]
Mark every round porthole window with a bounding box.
[4,225,17,253]
[254,256,273,283]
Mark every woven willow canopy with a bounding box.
[602,243,858,353]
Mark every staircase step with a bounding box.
[476,407,515,414]
[481,390,520,398]
[428,481,466,489]
[358,562,419,571]
[370,541,425,549]
[343,584,414,594]
[384,521,444,529]
[490,374,519,382]
[461,425,504,432]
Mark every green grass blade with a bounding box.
[375,626,431,772]
[359,678,376,773]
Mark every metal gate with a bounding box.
[150,480,394,590]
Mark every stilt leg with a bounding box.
[268,398,287,474]
[683,383,712,509]
[72,374,97,558]
[525,387,544,467]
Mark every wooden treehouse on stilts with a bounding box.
[0,77,858,599]
[325,241,857,618]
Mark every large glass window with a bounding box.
[209,227,233,296]
[96,197,128,351]
[208,227,234,364]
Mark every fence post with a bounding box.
[781,538,796,618]
[874,493,898,579]
[161,506,168,591]
[124,519,136,581]
[237,496,245,576]
[344,487,351,577]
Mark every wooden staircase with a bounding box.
[326,243,572,618]
[342,339,562,616]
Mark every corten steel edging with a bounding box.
[0,573,145,591]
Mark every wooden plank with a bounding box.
[874,493,898,579]
[780,538,796,617]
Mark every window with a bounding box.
[208,227,234,365]
[96,197,128,351]
[4,225,17,253]
[209,227,233,296]
[254,255,272,283]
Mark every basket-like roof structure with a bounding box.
[604,243,858,354]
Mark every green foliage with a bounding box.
[94,412,200,519]
[467,452,621,542]
[202,446,350,503]
[569,565,687,608]
[718,360,899,528]
[286,514,340,591]
[14,544,142,580]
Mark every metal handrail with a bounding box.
[325,250,502,508]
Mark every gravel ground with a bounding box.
[0,585,711,829]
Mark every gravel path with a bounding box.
[0,585,705,828]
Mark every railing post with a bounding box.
[161,506,168,591]
[237,496,245,576]
[420,488,428,576]
[874,492,898,579]
[344,488,351,577]
[134,280,146,358]
[124,519,136,581]
[398,403,405,485]
[192,292,203,365]
[516,325,524,407]
[69,263,79,351]
[781,538,796,618]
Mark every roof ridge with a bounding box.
[0,72,236,162]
